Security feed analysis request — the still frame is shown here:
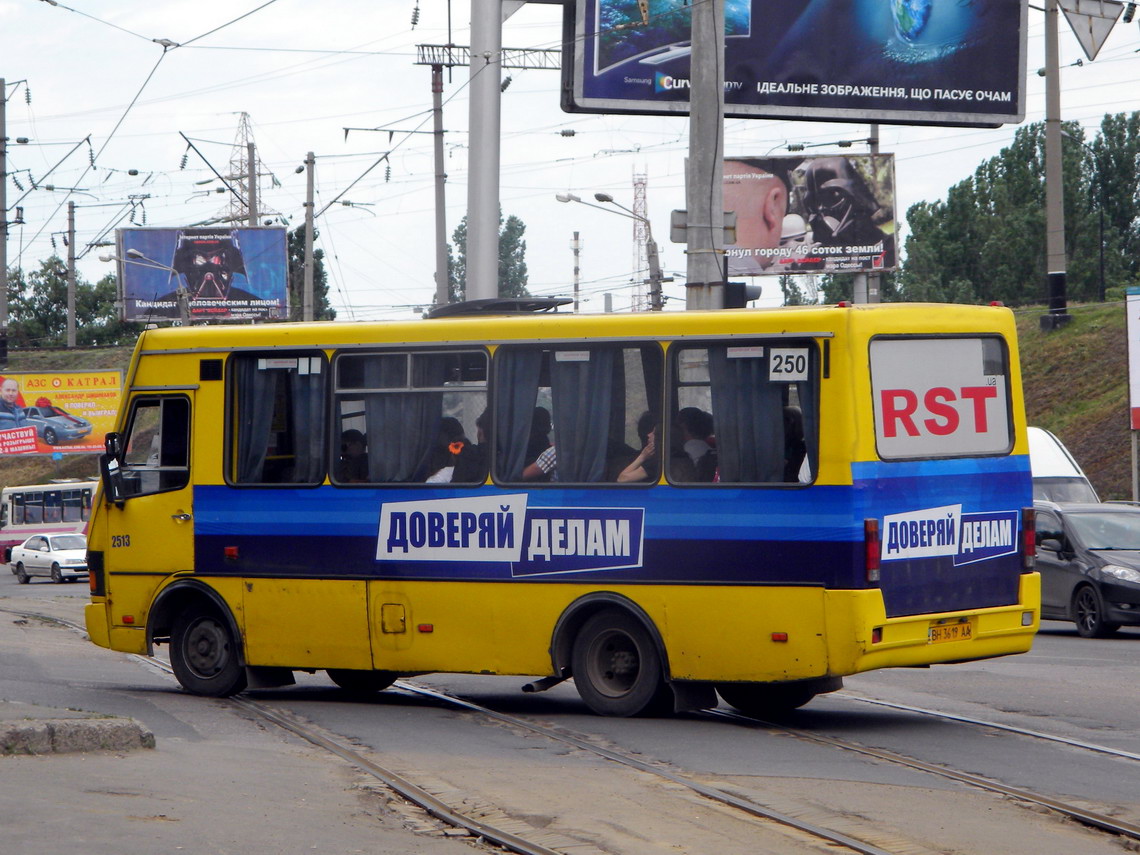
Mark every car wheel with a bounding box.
[43,427,57,445]
[571,609,671,717]
[50,563,63,584]
[1073,584,1119,638]
[326,669,398,696]
[170,605,248,697]
[15,563,29,584]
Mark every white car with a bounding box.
[10,533,89,584]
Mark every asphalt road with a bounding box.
[3,570,1138,855]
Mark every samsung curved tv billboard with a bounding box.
[563,0,1026,127]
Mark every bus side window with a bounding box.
[231,354,326,485]
[120,397,191,498]
[332,350,488,486]
[670,342,817,485]
[494,344,662,484]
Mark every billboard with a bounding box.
[724,153,897,276]
[0,370,122,457]
[117,227,288,323]
[564,0,1026,127]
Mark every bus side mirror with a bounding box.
[100,432,125,508]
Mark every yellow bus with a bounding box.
[85,299,1039,717]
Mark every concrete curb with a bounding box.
[2,717,155,755]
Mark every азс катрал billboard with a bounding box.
[564,0,1026,127]
[117,227,288,323]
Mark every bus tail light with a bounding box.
[88,550,106,597]
[865,518,881,583]
[1021,506,1036,571]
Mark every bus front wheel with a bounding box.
[170,606,248,697]
[326,669,397,695]
[571,609,670,717]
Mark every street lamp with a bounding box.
[556,192,666,311]
[100,249,190,324]
[1062,130,1105,303]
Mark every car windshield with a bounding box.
[52,535,86,550]
[1065,511,1140,550]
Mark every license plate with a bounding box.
[929,620,973,644]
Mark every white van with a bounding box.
[1027,426,1098,503]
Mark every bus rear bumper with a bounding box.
[834,573,1041,674]
[85,602,149,654]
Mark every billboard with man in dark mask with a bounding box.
[116,227,288,323]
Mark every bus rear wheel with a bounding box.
[717,681,823,718]
[326,669,397,695]
[571,609,670,717]
[170,606,247,697]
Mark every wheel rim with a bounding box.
[182,617,231,679]
[1075,588,1099,633]
[45,429,56,445]
[584,628,641,699]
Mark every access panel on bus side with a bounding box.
[864,334,1031,618]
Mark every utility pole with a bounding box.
[571,230,580,312]
[1,77,9,361]
[303,151,315,322]
[247,142,258,227]
[685,0,726,310]
[431,63,449,308]
[66,202,76,347]
[853,124,882,304]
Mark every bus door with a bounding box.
[98,393,194,581]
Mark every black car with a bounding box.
[1034,501,1140,637]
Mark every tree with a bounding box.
[286,226,336,321]
[7,258,139,347]
[447,210,530,303]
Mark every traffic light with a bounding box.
[724,281,762,308]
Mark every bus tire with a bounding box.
[326,669,397,695]
[15,563,29,584]
[1073,585,1118,638]
[717,682,819,718]
[170,605,247,697]
[571,609,669,717]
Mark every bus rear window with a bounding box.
[870,336,1012,460]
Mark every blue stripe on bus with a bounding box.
[190,453,1031,618]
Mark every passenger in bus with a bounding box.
[617,412,660,483]
[672,407,717,482]
[336,429,369,483]
[424,417,470,483]
[522,444,558,481]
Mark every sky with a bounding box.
[3,0,1140,318]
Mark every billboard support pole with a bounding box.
[466,0,503,302]
[303,152,315,322]
[66,201,76,348]
[247,142,258,228]
[685,0,726,310]
[1,77,8,361]
[1042,0,1071,330]
[868,124,881,303]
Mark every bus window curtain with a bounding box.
[234,358,325,484]
[708,347,784,483]
[234,358,275,482]
[291,369,325,483]
[495,349,543,481]
[796,377,819,481]
[551,349,616,483]
[363,357,442,482]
